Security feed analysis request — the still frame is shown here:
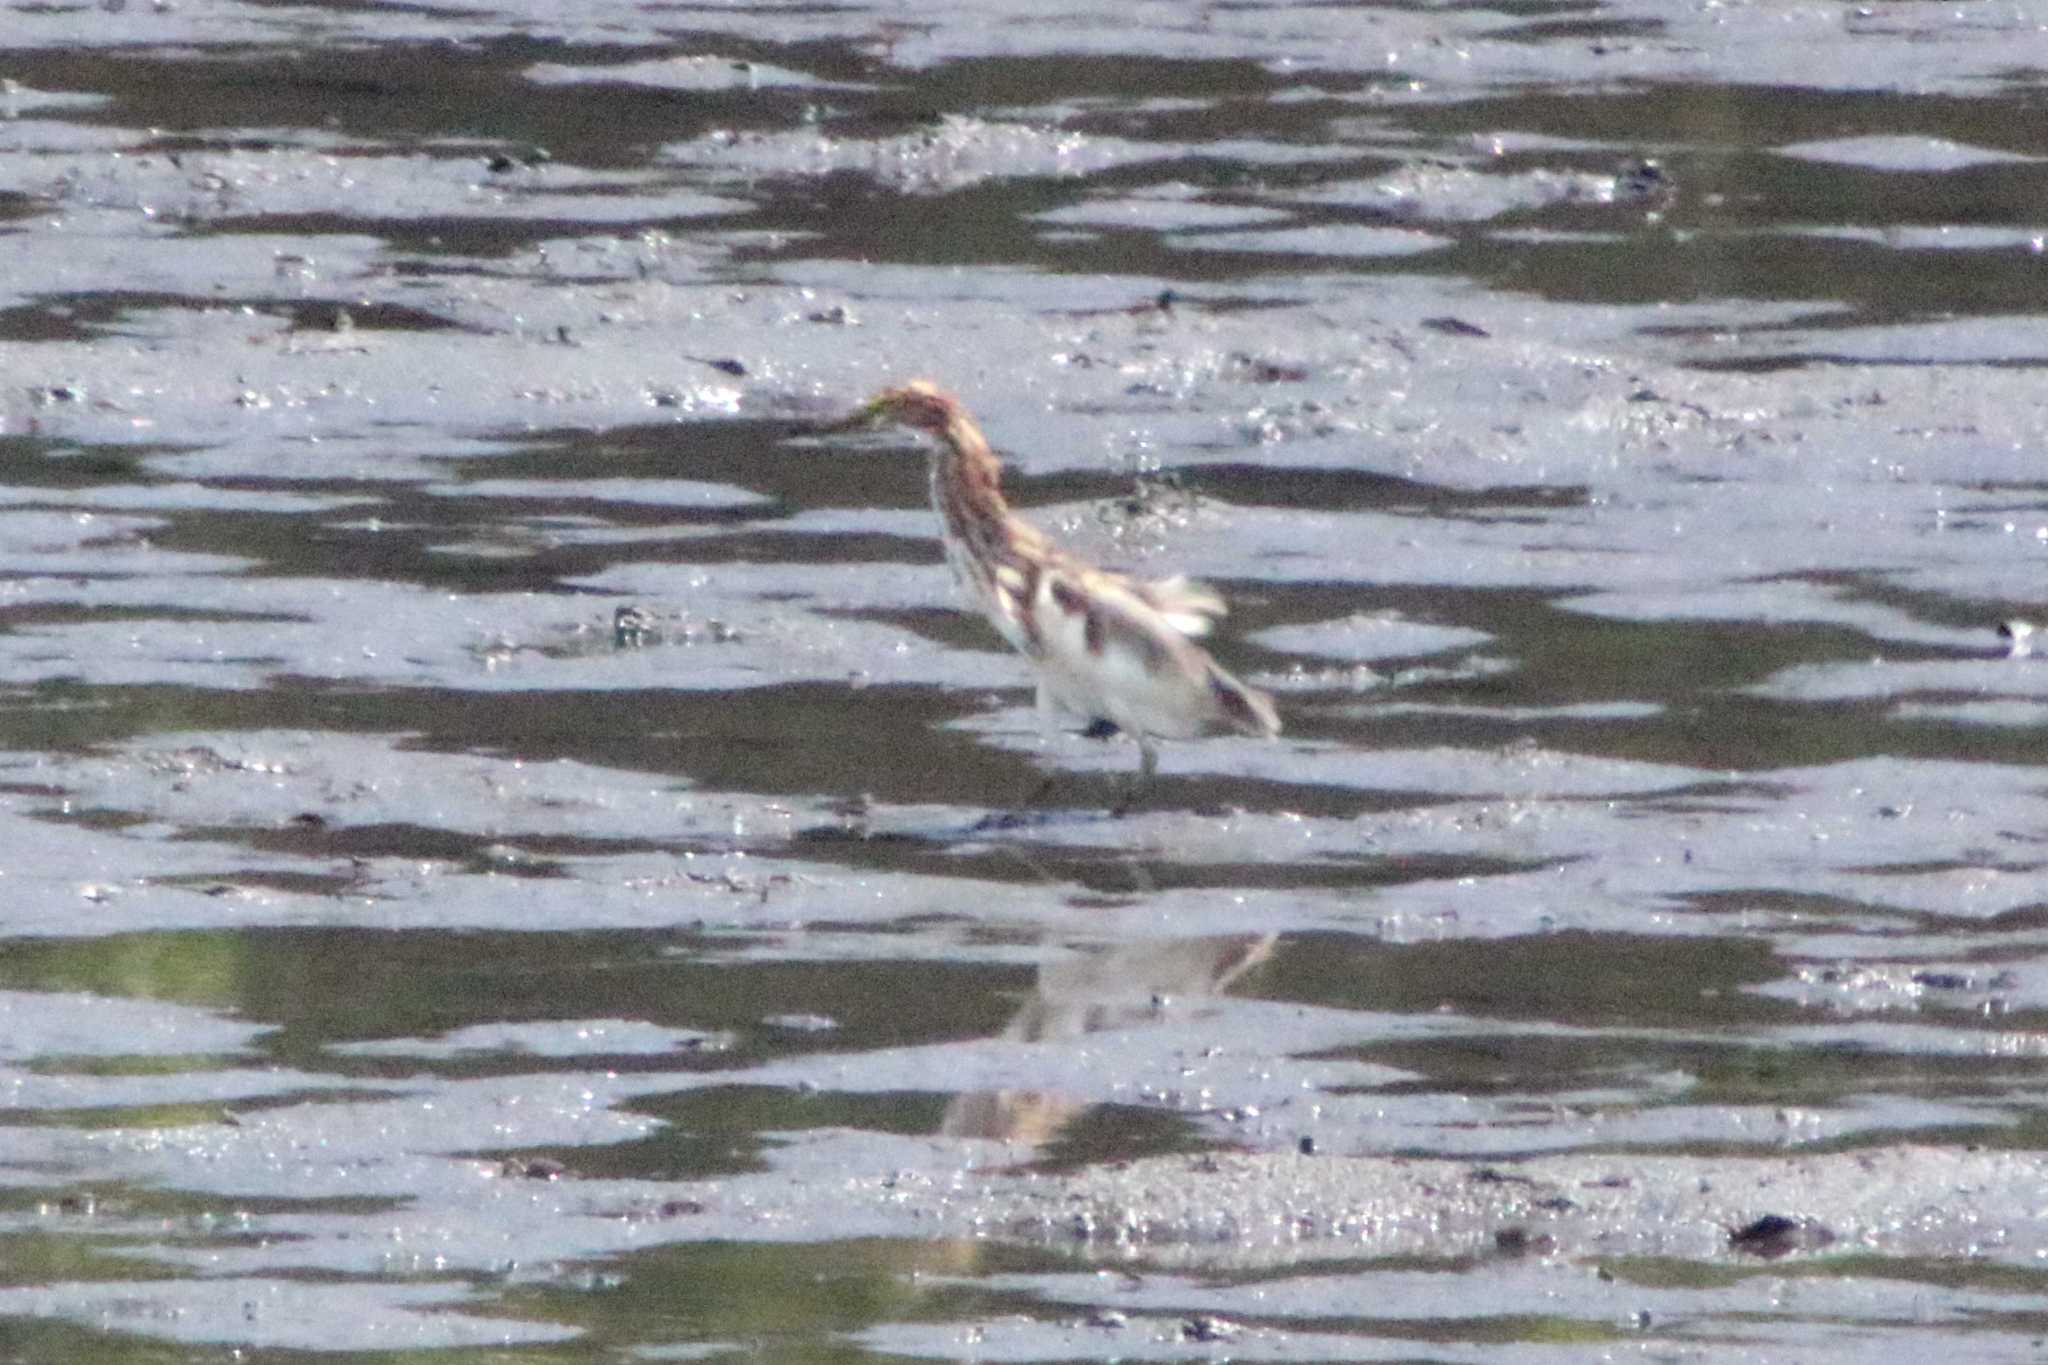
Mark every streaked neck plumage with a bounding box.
[927,404,1048,577]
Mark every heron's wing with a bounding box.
[1028,561,1278,740]
[1127,573,1227,638]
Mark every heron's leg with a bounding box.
[1018,682,1063,808]
[1112,736,1157,817]
[975,687,1061,828]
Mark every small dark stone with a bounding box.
[614,604,653,648]
[1231,351,1309,383]
[1911,970,1972,991]
[1618,158,1672,200]
[1297,1135,1316,1155]
[1470,1166,1533,1185]
[486,148,549,172]
[1729,1213,1836,1258]
[1494,1226,1556,1256]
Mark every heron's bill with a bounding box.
[817,396,889,434]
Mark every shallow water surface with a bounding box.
[3,0,2048,1359]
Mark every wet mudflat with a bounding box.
[3,0,2048,1359]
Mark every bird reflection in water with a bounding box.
[940,933,1275,1146]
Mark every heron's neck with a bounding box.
[929,413,1037,564]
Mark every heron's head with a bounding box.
[830,379,959,437]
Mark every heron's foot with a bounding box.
[970,771,1061,831]
[970,807,1043,832]
[1110,775,1152,819]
